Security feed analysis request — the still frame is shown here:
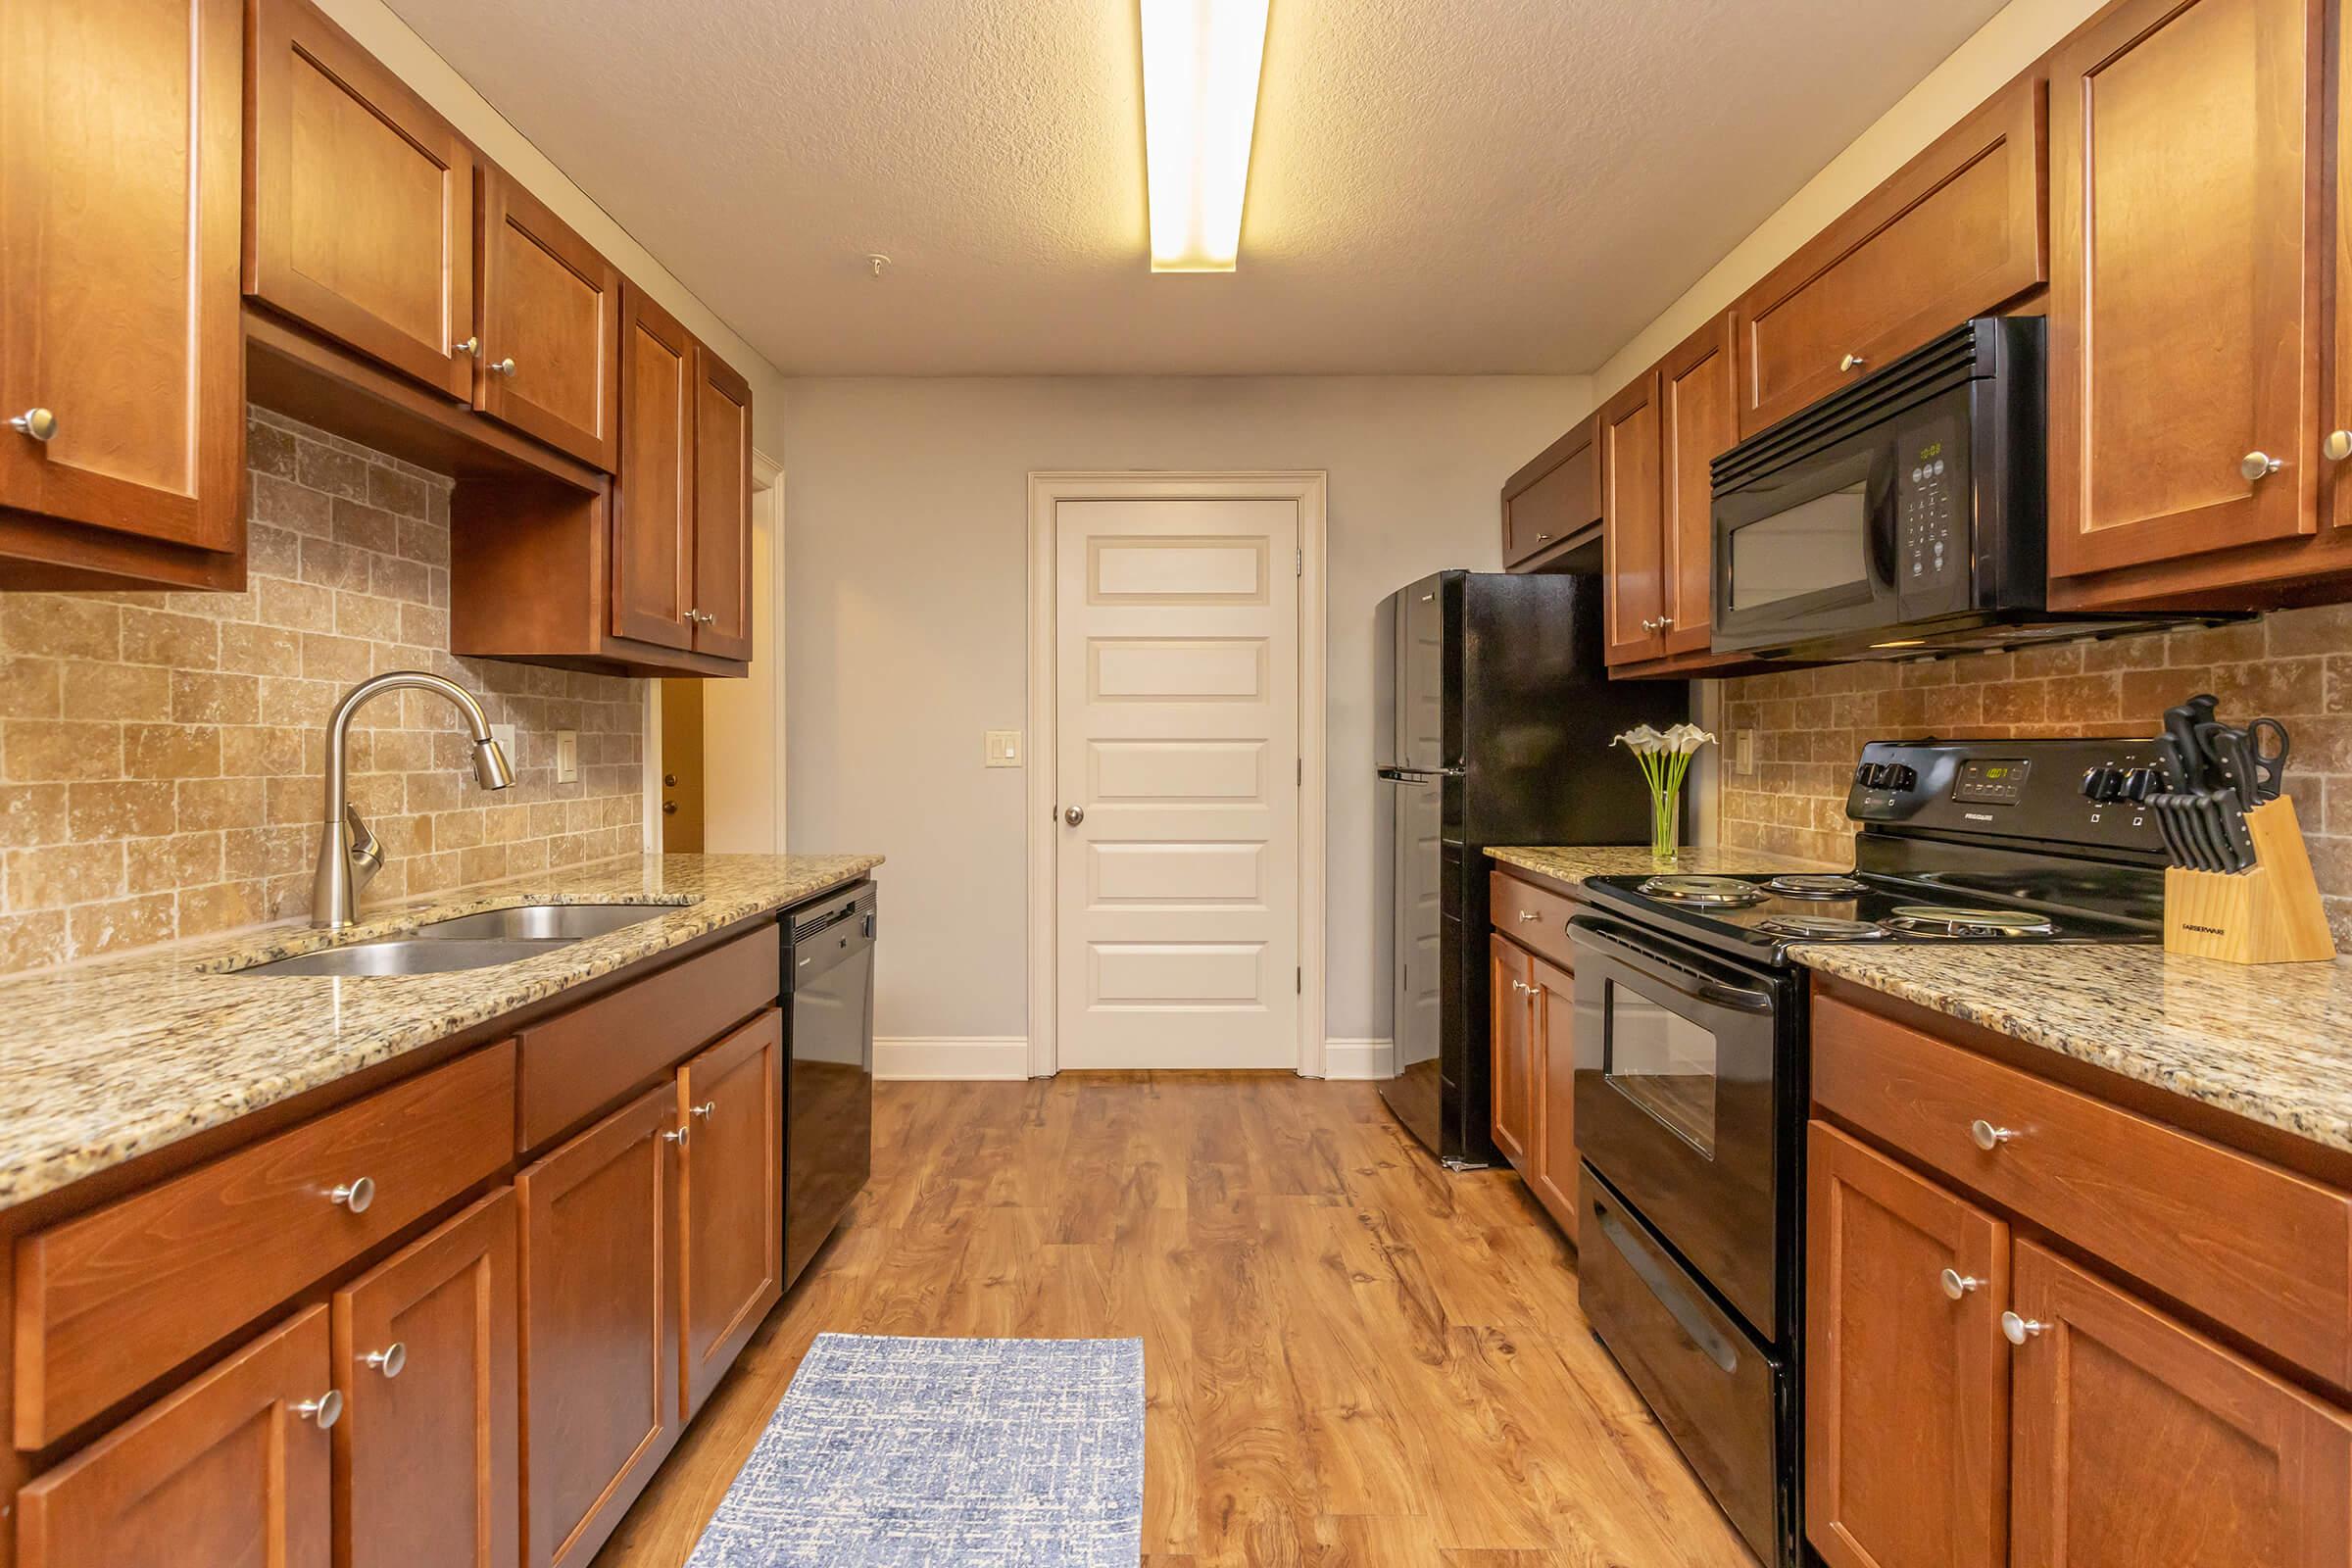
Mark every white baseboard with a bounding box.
[1319,1039,1394,1080]
[875,1037,1031,1081]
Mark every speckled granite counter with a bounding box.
[0,853,881,1211]
[1487,844,1839,885]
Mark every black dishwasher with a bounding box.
[783,883,875,1287]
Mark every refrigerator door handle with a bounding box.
[1378,765,1463,780]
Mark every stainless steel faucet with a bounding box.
[312,671,515,928]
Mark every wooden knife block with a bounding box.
[2163,796,2337,964]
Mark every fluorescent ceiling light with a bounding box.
[1141,0,1271,272]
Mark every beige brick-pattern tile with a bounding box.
[0,410,644,971]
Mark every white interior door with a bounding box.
[1054,497,1300,1069]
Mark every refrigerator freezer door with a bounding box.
[1396,575,1448,773]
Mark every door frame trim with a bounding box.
[1025,470,1329,1078]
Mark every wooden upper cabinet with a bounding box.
[1501,416,1600,568]
[1805,1123,2009,1568]
[1489,935,1532,1169]
[246,0,478,400]
[0,0,245,567]
[332,1188,519,1568]
[517,1085,679,1568]
[1737,74,2046,437]
[18,1306,334,1568]
[1527,955,1578,1239]
[1657,312,1737,658]
[676,1010,783,1419]
[612,283,697,653]
[2009,1240,2352,1568]
[2046,0,2323,585]
[691,344,755,662]
[475,169,621,471]
[1600,371,1666,665]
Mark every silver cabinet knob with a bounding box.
[294,1389,343,1429]
[1534,532,1551,542]
[453,336,479,357]
[662,1125,689,1146]
[2326,430,2352,462]
[1939,1267,1983,1299]
[1064,806,1085,826]
[1658,614,1675,629]
[328,1176,375,1212]
[489,357,517,376]
[1510,978,1534,994]
[9,409,57,442]
[1967,1119,2015,1152]
[1517,910,1541,922]
[362,1342,407,1379]
[2241,451,2283,481]
[1839,353,1866,372]
[690,1100,716,1121]
[2000,1310,2046,1346]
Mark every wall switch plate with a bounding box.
[1734,728,1756,776]
[555,730,579,784]
[985,729,1022,768]
[490,723,518,764]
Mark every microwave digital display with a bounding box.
[1727,482,1870,611]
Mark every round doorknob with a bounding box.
[1839,353,1866,372]
[328,1176,375,1212]
[294,1389,344,1429]
[9,409,57,442]
[663,773,679,787]
[2327,430,2352,462]
[662,801,678,815]
[362,1342,407,1379]
[1063,806,1085,826]
[1939,1267,1983,1299]
[2000,1310,2046,1346]
[2241,451,2283,481]
[489,357,517,376]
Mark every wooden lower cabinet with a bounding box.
[332,1189,519,1568]
[518,1085,680,1568]
[1489,935,1534,1167]
[1526,955,1578,1236]
[1806,1122,2007,1568]
[17,1305,334,1568]
[677,1009,784,1419]
[2009,1240,2352,1568]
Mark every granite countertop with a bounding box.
[1487,844,1840,884]
[1491,843,2352,1158]
[0,853,881,1212]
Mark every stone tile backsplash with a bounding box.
[0,409,644,972]
[1718,609,2352,944]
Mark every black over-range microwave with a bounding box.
[1708,317,2208,661]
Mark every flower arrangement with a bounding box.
[1613,723,1715,859]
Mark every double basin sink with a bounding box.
[243,904,675,976]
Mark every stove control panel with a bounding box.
[1847,738,2168,854]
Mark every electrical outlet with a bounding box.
[1735,728,1757,776]
[555,730,578,784]
[984,729,1023,768]
[490,723,517,763]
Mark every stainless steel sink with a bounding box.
[416,904,670,941]
[240,937,571,977]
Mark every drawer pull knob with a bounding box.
[362,1342,407,1379]
[9,408,58,442]
[663,1125,690,1146]
[489,356,518,377]
[2327,429,2352,463]
[1839,353,1866,372]
[452,336,479,357]
[328,1176,375,1212]
[2000,1310,2046,1346]
[294,1389,343,1429]
[1967,1119,2015,1152]
[1517,910,1541,922]
[1938,1268,1982,1299]
[690,1100,716,1121]
[2240,451,2283,481]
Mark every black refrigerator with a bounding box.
[1378,570,1686,1166]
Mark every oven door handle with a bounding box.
[1568,918,1775,1013]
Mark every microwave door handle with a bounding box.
[1866,448,1900,590]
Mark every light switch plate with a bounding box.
[555,730,579,784]
[985,729,1023,768]
[1734,728,1756,776]
[490,723,518,764]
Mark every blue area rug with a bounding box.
[685,1333,1145,1567]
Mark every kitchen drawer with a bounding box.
[1734,75,2045,435]
[516,922,780,1150]
[1813,993,2352,1387]
[15,1043,514,1448]
[1490,870,1578,970]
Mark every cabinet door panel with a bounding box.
[1489,935,1531,1168]
[476,170,620,471]
[1659,313,1736,657]
[1805,1123,2007,1568]
[0,0,243,554]
[333,1188,519,1568]
[2047,0,2322,579]
[518,1085,679,1568]
[18,1306,332,1568]
[2010,1240,2352,1568]
[691,344,755,662]
[612,282,695,651]
[1502,416,1598,567]
[1528,955,1578,1238]
[1600,372,1665,665]
[246,0,476,399]
[678,1009,783,1417]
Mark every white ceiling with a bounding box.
[386,0,2005,376]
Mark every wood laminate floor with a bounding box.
[594,1072,1757,1567]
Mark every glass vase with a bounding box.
[1650,786,1682,860]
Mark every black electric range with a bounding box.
[1565,737,2167,1568]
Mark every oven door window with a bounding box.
[1601,976,1719,1156]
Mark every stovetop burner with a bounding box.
[1636,874,1765,907]
[1880,905,2057,938]
[1752,913,1889,942]
[1762,873,1869,899]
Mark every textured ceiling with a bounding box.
[383,0,2005,375]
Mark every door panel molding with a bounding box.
[1027,471,1327,1078]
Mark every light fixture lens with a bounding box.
[1141,0,1271,272]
